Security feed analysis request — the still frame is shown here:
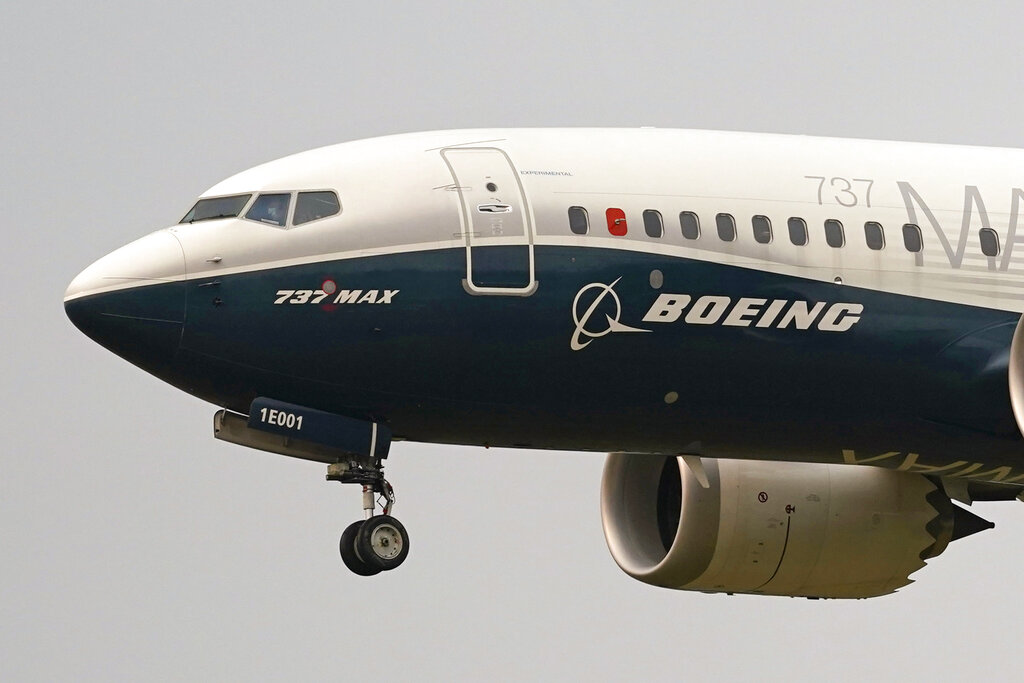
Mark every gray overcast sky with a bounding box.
[4,1,1024,680]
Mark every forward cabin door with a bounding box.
[441,147,537,295]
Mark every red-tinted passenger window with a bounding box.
[606,208,627,236]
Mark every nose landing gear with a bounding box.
[328,457,410,576]
[214,398,407,576]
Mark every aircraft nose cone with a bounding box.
[64,230,187,369]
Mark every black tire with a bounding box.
[340,521,382,576]
[356,515,410,571]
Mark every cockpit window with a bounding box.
[245,193,291,227]
[180,194,252,223]
[293,191,341,226]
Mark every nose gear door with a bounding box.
[441,147,537,296]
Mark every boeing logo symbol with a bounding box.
[570,277,865,351]
[570,278,651,351]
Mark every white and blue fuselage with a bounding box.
[64,128,1024,489]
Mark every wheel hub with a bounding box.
[369,524,404,559]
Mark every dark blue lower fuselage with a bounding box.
[66,245,1024,475]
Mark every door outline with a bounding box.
[441,147,538,296]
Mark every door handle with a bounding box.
[476,204,512,214]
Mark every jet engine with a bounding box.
[600,454,992,598]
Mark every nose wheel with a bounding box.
[339,520,381,576]
[328,458,410,575]
[340,515,410,574]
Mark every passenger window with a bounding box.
[246,193,291,227]
[716,213,736,242]
[679,211,700,240]
[824,219,845,248]
[643,210,664,238]
[294,191,341,226]
[864,222,885,250]
[568,206,589,235]
[980,228,1000,257]
[606,208,627,236]
[752,215,772,244]
[902,223,923,253]
[788,217,808,246]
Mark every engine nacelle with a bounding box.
[601,455,963,598]
[1009,313,1024,436]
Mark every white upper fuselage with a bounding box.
[65,128,1024,313]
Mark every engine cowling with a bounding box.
[1009,313,1024,436]
[600,454,967,598]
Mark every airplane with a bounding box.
[64,127,1024,598]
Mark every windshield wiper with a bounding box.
[189,213,238,224]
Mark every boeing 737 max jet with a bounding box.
[64,128,1024,598]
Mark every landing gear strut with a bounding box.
[328,455,410,575]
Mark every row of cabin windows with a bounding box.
[567,206,1003,258]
